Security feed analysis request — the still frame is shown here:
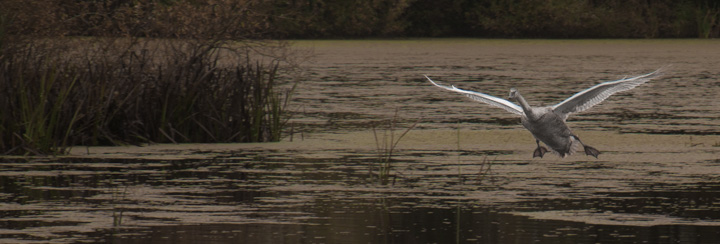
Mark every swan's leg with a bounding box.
[572,136,600,158]
[533,139,548,158]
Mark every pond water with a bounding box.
[1,39,720,243]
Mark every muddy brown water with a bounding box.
[1,39,720,243]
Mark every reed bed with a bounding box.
[0,38,296,155]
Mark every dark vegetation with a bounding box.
[2,0,720,39]
[0,1,297,155]
[3,0,717,39]
[276,0,719,38]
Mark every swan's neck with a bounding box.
[514,92,539,120]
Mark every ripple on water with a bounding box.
[3,39,720,243]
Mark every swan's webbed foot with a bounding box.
[532,139,548,158]
[583,145,600,158]
[533,146,548,158]
[572,135,600,159]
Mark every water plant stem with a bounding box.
[372,109,419,185]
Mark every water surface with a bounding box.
[1,39,719,243]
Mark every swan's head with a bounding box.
[508,88,519,100]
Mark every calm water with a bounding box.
[1,39,720,243]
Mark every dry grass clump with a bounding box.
[0,38,296,155]
[0,1,300,155]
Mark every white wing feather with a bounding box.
[552,68,664,119]
[425,75,523,116]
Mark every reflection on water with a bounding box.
[2,39,720,243]
[2,148,720,243]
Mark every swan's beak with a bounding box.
[508,88,518,100]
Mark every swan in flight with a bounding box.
[425,68,664,158]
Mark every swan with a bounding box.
[425,68,664,158]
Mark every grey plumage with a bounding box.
[426,68,664,158]
[425,76,523,116]
[551,70,663,120]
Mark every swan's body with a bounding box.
[425,68,663,158]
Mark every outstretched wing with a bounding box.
[551,68,664,119]
[425,75,523,116]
